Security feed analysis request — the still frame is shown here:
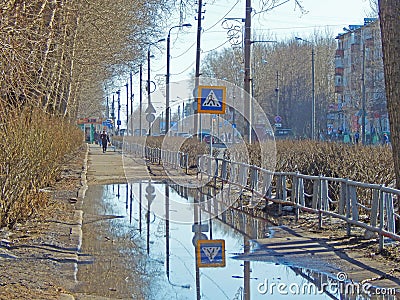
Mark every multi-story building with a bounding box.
[332,18,389,143]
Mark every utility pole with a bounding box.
[139,64,143,136]
[117,90,121,135]
[166,23,191,135]
[295,37,315,140]
[106,96,109,119]
[147,46,151,136]
[361,43,366,144]
[243,0,252,143]
[311,47,315,140]
[275,70,280,117]
[194,0,204,135]
[126,83,129,136]
[111,94,115,133]
[130,71,133,136]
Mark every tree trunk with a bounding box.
[379,0,400,190]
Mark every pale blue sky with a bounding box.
[151,0,374,82]
[123,0,374,121]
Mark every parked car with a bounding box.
[175,132,192,138]
[192,132,227,148]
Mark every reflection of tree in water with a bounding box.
[78,185,156,299]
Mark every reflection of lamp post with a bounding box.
[166,23,192,135]
[295,37,315,140]
[147,38,165,136]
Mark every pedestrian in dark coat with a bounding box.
[100,131,110,153]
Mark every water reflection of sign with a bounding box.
[197,239,226,268]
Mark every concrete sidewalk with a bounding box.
[86,144,150,185]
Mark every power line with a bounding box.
[202,39,230,53]
[203,0,241,32]
[171,62,195,76]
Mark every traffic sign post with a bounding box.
[197,86,226,114]
[196,239,226,268]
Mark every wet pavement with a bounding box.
[73,182,398,300]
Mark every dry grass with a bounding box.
[274,140,394,186]
[0,108,83,228]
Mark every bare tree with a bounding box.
[201,32,336,138]
[379,0,400,190]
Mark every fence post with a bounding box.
[278,175,286,215]
[298,177,305,206]
[318,176,323,229]
[312,178,319,210]
[291,173,298,204]
[339,180,346,215]
[221,159,227,188]
[379,190,385,251]
[293,172,299,222]
[185,153,188,174]
[385,193,395,233]
[370,188,380,228]
[349,185,359,222]
[346,182,351,236]
[214,158,219,187]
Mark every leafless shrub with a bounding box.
[0,108,82,228]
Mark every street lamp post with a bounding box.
[139,64,143,136]
[126,83,129,136]
[166,23,191,135]
[248,40,276,142]
[147,38,165,136]
[111,93,115,133]
[275,70,280,117]
[295,37,315,140]
[116,90,121,135]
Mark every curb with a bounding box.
[59,143,89,300]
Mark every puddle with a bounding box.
[75,182,398,300]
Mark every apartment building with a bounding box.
[332,18,389,143]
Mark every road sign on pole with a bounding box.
[196,239,226,268]
[197,86,226,114]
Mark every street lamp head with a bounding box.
[157,38,166,43]
[182,23,192,28]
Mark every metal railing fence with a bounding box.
[122,142,188,173]
[197,155,400,250]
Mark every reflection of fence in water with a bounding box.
[168,183,270,239]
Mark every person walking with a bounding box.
[383,133,390,145]
[354,131,360,144]
[100,130,110,153]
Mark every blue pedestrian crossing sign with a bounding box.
[196,239,226,268]
[198,85,226,114]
